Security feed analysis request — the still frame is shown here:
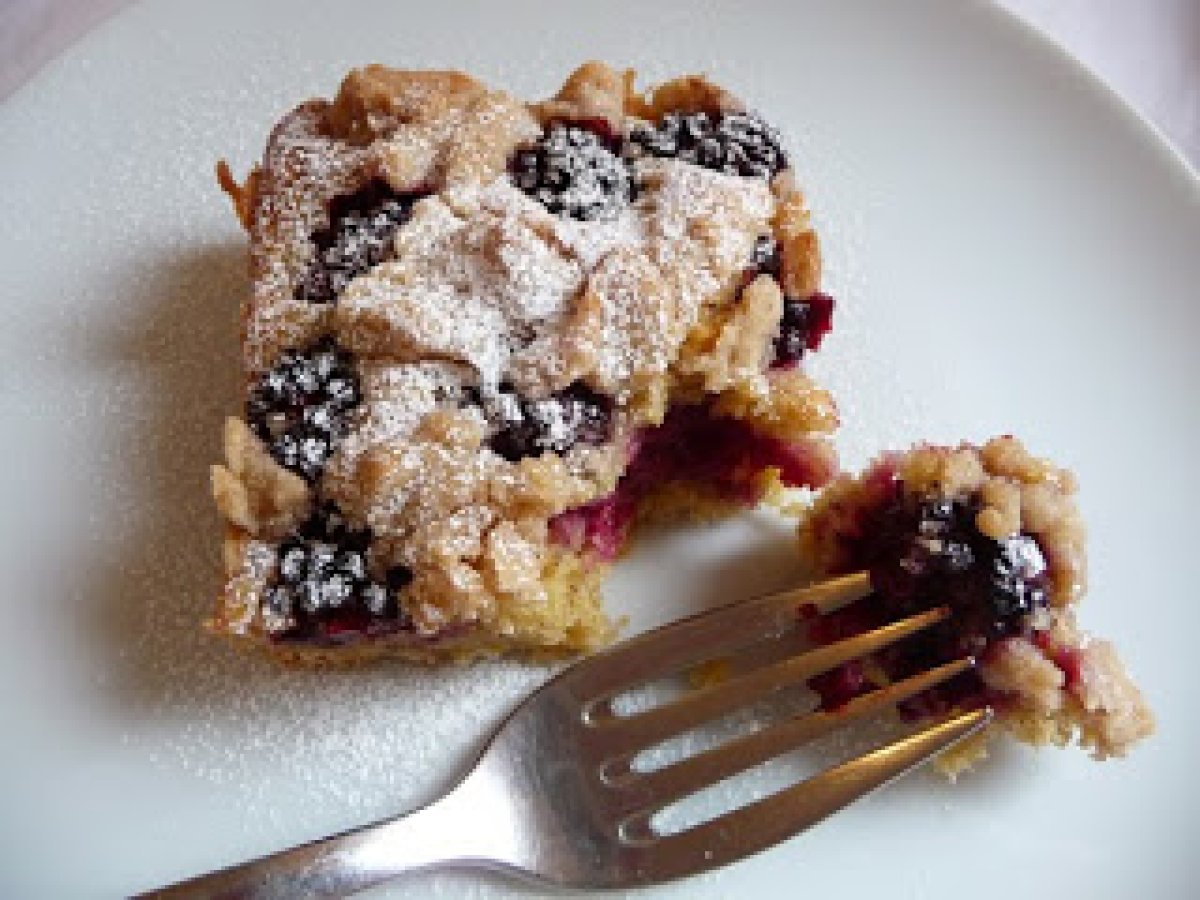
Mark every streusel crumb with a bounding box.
[798,437,1152,774]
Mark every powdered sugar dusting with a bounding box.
[643,158,773,297]
[335,159,772,400]
[552,206,644,269]
[338,180,585,388]
[245,106,372,372]
[335,360,465,465]
[572,160,773,395]
[217,540,278,634]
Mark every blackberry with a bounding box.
[743,236,835,367]
[511,124,632,221]
[771,293,835,368]
[989,534,1048,619]
[624,111,788,178]
[246,338,361,481]
[749,235,782,280]
[264,504,413,639]
[295,179,425,305]
[465,381,614,463]
[871,495,1049,642]
[808,490,1051,717]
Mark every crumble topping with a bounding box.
[211,418,311,539]
[798,437,1152,773]
[336,179,586,388]
[512,123,632,221]
[213,61,834,656]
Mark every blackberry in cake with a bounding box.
[797,437,1154,774]
[510,124,631,220]
[624,111,789,178]
[244,338,361,482]
[263,502,414,640]
[293,180,426,306]
[210,62,839,662]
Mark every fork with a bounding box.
[142,572,991,898]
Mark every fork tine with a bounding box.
[585,607,950,758]
[618,707,993,885]
[603,657,975,818]
[561,572,872,703]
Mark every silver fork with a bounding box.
[142,572,991,898]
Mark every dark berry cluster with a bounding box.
[465,381,614,463]
[805,491,1051,715]
[295,179,424,305]
[511,124,632,221]
[745,236,835,368]
[246,338,361,481]
[749,234,782,280]
[512,110,790,218]
[624,111,788,178]
[263,504,413,640]
[990,533,1052,621]
[772,293,835,367]
[870,496,1049,648]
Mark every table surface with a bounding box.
[2,0,1198,170]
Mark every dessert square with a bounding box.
[797,437,1154,774]
[211,62,839,663]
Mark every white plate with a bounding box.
[1,1,1197,897]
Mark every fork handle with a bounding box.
[137,784,483,899]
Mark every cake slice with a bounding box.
[210,62,839,663]
[797,437,1154,774]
